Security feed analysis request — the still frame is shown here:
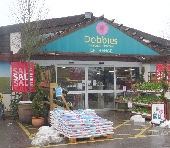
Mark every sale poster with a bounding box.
[11,62,35,92]
[156,64,170,82]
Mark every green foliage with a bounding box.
[35,63,42,84]
[54,99,73,110]
[62,88,68,94]
[31,63,48,117]
[10,93,23,116]
[137,67,145,84]
[31,97,47,117]
[50,64,56,83]
[160,66,169,102]
[132,82,162,91]
[133,94,160,104]
[132,107,150,114]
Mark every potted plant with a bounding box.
[31,96,47,127]
[31,63,48,127]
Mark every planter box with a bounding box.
[18,102,33,124]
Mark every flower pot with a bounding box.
[32,116,44,127]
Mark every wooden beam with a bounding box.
[50,83,58,110]
[62,95,70,110]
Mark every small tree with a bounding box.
[10,0,49,99]
[136,67,145,84]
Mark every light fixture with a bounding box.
[124,68,135,71]
[109,70,114,73]
[99,62,104,64]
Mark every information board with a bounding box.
[151,102,166,124]
[56,87,62,97]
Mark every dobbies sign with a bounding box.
[40,20,159,55]
[84,22,118,53]
[11,62,35,92]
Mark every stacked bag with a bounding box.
[50,109,114,138]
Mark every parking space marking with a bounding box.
[133,129,141,131]
[113,120,130,129]
[117,134,131,136]
[114,138,123,140]
[134,125,151,138]
[148,130,159,132]
[128,137,137,138]
[147,135,159,137]
[17,122,31,138]
[17,122,37,139]
[137,135,147,138]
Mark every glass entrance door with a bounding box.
[57,66,115,110]
[57,66,85,109]
[87,67,115,109]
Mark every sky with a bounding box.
[0,0,170,39]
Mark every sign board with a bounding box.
[128,101,132,108]
[40,20,159,55]
[56,87,62,97]
[151,102,166,124]
[123,86,126,92]
[11,62,35,92]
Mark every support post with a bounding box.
[50,83,58,110]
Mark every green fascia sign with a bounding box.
[40,20,159,55]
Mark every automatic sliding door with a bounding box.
[88,67,115,109]
[57,67,85,109]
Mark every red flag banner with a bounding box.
[156,64,170,82]
[11,62,35,92]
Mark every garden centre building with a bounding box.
[0,12,170,110]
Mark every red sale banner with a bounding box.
[156,64,170,82]
[11,62,35,92]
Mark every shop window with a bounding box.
[116,67,139,90]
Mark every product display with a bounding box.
[50,109,114,138]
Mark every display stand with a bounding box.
[115,99,132,111]
[39,82,70,111]
[132,91,161,120]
